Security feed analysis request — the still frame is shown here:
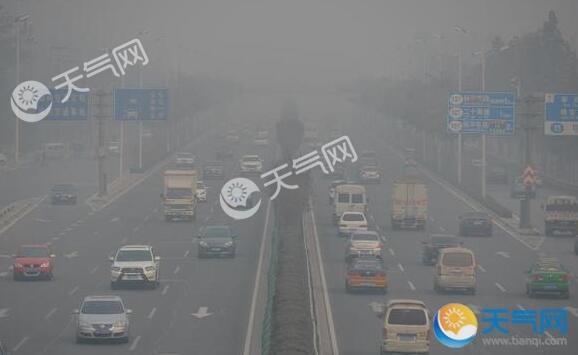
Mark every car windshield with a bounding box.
[342,213,364,222]
[18,246,48,258]
[351,194,364,203]
[166,188,192,198]
[82,300,124,314]
[352,233,378,241]
[387,308,427,326]
[116,250,152,262]
[442,252,473,267]
[203,227,231,238]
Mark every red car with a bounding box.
[13,245,55,280]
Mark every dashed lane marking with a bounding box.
[408,281,416,291]
[495,282,507,293]
[0,308,9,318]
[129,335,141,352]
[398,263,405,272]
[44,308,57,320]
[477,264,486,272]
[184,250,190,257]
[12,337,29,352]
[496,251,510,258]
[439,226,447,232]
[110,217,120,222]
[388,248,395,256]
[147,307,157,319]
[161,285,169,295]
[173,266,180,274]
[68,286,79,295]
[90,266,99,274]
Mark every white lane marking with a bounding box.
[408,281,416,291]
[50,236,60,242]
[68,286,79,295]
[495,282,507,293]
[0,195,46,236]
[0,254,11,258]
[58,232,66,236]
[44,307,57,320]
[110,217,120,222]
[184,250,190,257]
[147,307,157,319]
[65,251,79,259]
[380,235,386,242]
[477,264,486,272]
[388,248,395,256]
[428,216,434,222]
[439,226,447,232]
[565,306,578,318]
[161,285,169,295]
[173,266,180,274]
[0,308,10,318]
[12,337,29,352]
[398,263,405,272]
[129,335,141,351]
[90,265,99,274]
[34,218,51,223]
[516,304,525,311]
[496,251,510,258]
[191,306,213,319]
[64,227,72,232]
[77,219,85,224]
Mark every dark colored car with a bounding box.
[421,234,461,265]
[486,165,509,184]
[197,225,237,258]
[51,184,78,205]
[345,257,387,294]
[525,257,570,298]
[203,161,225,179]
[216,146,234,160]
[510,177,536,199]
[12,244,55,280]
[459,212,493,237]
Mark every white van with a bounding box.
[434,247,476,294]
[333,184,367,223]
[380,299,430,354]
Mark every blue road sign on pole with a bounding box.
[544,93,578,136]
[40,89,89,121]
[447,92,515,135]
[114,88,168,121]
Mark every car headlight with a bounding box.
[199,241,208,247]
[145,266,156,272]
[14,263,23,268]
[111,266,121,272]
[113,320,127,328]
[40,262,50,268]
[79,321,93,329]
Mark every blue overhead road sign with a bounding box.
[39,89,89,121]
[114,88,168,121]
[544,93,578,136]
[447,91,515,135]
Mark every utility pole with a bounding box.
[518,96,541,229]
[95,90,109,197]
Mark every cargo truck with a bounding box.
[543,195,578,236]
[161,170,197,221]
[391,177,428,230]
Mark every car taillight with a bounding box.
[533,274,543,281]
[378,242,384,248]
[561,274,570,282]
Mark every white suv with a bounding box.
[110,245,160,289]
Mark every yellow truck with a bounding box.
[162,170,197,221]
[391,177,428,230]
[544,195,578,236]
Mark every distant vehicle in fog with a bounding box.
[254,130,269,146]
[203,161,225,179]
[421,234,461,266]
[240,154,263,174]
[433,247,476,294]
[12,244,55,280]
[333,184,367,224]
[458,212,493,237]
[43,142,70,159]
[197,225,237,258]
[50,184,78,205]
[338,211,368,238]
[175,152,196,169]
[543,195,578,237]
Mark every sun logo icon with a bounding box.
[11,80,53,123]
[17,84,40,107]
[227,181,248,204]
[433,303,478,348]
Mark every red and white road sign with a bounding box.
[522,165,535,186]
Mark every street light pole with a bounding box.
[457,51,463,185]
[14,15,29,163]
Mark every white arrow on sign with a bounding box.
[191,307,212,319]
[0,308,10,319]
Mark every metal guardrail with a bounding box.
[260,212,278,355]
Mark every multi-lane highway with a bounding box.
[310,102,577,355]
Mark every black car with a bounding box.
[421,234,461,265]
[216,146,234,160]
[197,225,237,258]
[50,184,78,205]
[203,161,225,179]
[459,212,493,237]
[345,256,387,294]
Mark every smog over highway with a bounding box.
[1,0,578,354]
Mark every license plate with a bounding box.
[399,334,416,342]
[544,285,557,289]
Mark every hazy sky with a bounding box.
[10,0,578,86]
